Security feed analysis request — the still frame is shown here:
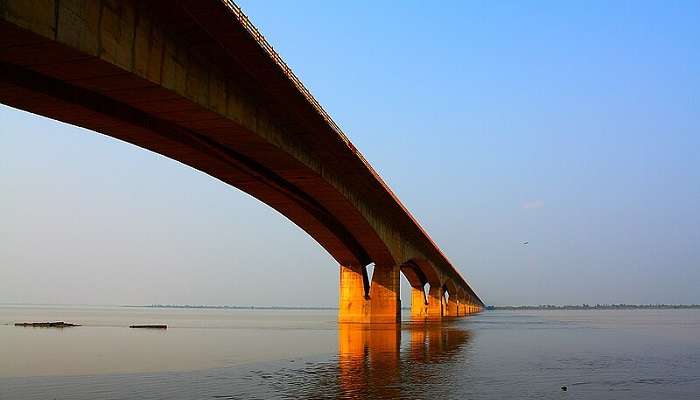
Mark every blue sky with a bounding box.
[1,1,698,306]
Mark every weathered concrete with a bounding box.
[338,264,370,323]
[445,297,459,318]
[338,264,400,323]
[410,286,429,319]
[0,0,484,322]
[367,264,401,323]
[427,286,444,319]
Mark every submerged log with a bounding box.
[15,321,80,327]
[129,324,167,329]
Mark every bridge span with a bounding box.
[0,0,484,322]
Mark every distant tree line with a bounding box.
[126,304,418,310]
[486,304,700,310]
[124,304,338,310]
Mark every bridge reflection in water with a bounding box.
[275,321,472,399]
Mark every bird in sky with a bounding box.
[522,241,529,245]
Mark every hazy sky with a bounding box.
[1,1,699,306]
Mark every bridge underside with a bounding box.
[0,0,483,323]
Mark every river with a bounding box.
[1,306,698,399]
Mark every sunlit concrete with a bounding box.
[410,286,429,319]
[427,286,444,319]
[338,263,400,323]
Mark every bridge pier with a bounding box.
[410,285,429,319]
[369,264,401,323]
[455,300,464,317]
[426,285,443,319]
[338,264,369,323]
[445,296,459,317]
[339,264,400,323]
[330,264,487,323]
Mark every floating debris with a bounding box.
[15,321,80,328]
[129,324,167,329]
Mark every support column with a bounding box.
[339,263,400,323]
[446,297,458,317]
[456,299,464,316]
[339,264,370,323]
[410,285,429,319]
[426,285,443,319]
[369,264,401,323]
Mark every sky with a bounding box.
[1,1,699,307]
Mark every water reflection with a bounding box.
[278,322,472,399]
[7,311,697,399]
[338,324,401,398]
[406,322,471,364]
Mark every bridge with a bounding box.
[0,0,484,323]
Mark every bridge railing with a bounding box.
[221,1,349,143]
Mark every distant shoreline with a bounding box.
[122,304,340,310]
[488,304,700,310]
[3,303,698,311]
[122,304,700,311]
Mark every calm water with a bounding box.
[1,306,699,399]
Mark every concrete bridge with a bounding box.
[0,0,484,323]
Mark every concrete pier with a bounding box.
[339,264,400,323]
